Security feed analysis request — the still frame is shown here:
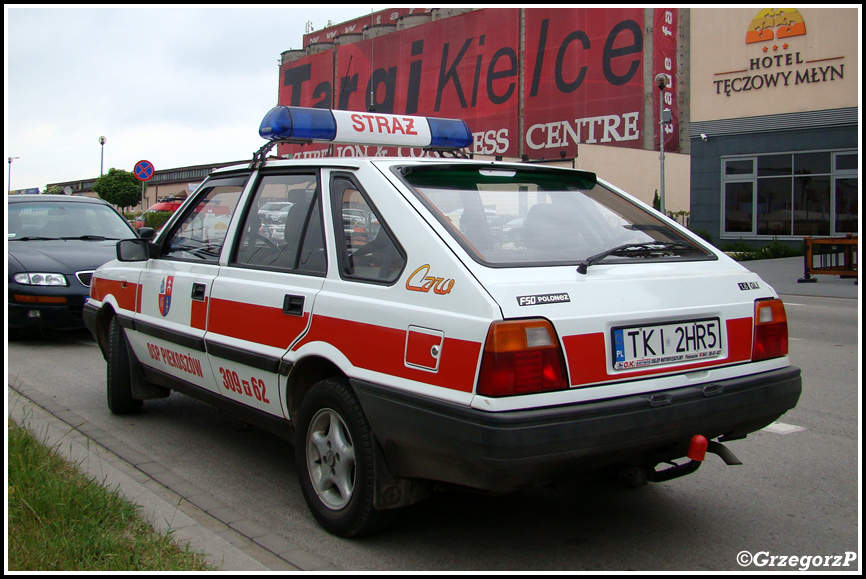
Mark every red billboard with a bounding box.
[653,8,680,153]
[279,49,333,109]
[277,8,661,159]
[524,8,645,159]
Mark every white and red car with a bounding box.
[84,106,801,537]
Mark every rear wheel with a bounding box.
[106,317,143,415]
[295,377,395,537]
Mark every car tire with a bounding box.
[295,377,396,537]
[107,317,143,415]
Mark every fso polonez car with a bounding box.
[85,106,801,537]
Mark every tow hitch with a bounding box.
[619,435,743,488]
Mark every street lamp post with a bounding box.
[654,74,671,216]
[99,136,107,176]
[8,156,20,194]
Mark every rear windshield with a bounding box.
[395,164,714,267]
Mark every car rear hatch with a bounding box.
[478,259,776,391]
[388,160,792,401]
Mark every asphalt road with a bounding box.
[6,260,861,572]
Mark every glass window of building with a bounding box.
[721,149,857,239]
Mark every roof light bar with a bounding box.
[258,106,472,150]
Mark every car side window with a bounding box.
[331,175,405,283]
[233,173,326,275]
[162,180,244,262]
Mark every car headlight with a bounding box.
[13,273,69,286]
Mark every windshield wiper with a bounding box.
[59,235,114,241]
[12,236,60,241]
[577,241,698,275]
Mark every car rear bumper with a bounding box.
[354,366,802,491]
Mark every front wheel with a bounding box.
[294,378,395,537]
[106,317,143,415]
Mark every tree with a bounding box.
[92,168,145,209]
[43,185,65,195]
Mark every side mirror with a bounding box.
[117,238,150,262]
[138,226,155,240]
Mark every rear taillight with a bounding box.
[752,298,788,361]
[477,319,569,397]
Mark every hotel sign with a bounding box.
[713,8,846,98]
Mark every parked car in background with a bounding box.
[133,199,185,230]
[265,204,293,224]
[258,201,292,222]
[8,194,144,333]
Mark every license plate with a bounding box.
[612,318,723,370]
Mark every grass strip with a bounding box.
[7,419,214,571]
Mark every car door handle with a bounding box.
[191,283,207,301]
[283,294,305,316]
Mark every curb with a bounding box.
[7,384,337,572]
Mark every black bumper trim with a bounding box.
[131,318,205,352]
[204,340,281,374]
[353,366,802,491]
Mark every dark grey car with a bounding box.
[8,194,140,331]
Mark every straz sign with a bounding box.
[279,8,653,160]
[612,318,723,370]
[334,111,429,146]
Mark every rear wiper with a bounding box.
[577,241,698,275]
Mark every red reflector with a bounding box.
[752,298,788,361]
[687,434,709,461]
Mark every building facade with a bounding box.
[278,7,694,212]
[689,7,859,246]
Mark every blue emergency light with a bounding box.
[258,106,472,150]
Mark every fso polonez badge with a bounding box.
[517,293,571,306]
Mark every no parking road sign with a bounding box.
[134,160,155,181]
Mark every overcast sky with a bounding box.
[5,5,388,192]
